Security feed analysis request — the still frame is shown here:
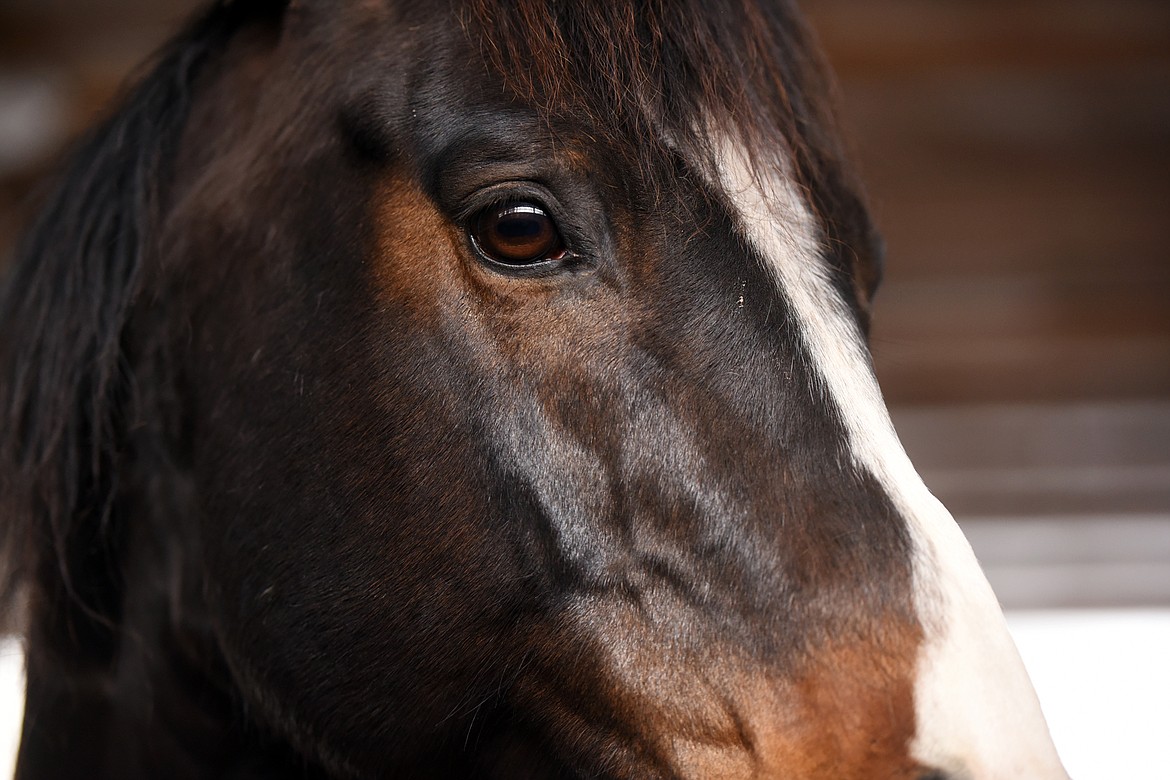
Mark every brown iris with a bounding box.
[471,202,565,266]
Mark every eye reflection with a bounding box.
[471,202,565,266]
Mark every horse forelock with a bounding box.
[461,0,838,185]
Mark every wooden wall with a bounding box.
[804,0,1170,404]
[803,0,1170,605]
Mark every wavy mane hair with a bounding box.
[0,0,287,635]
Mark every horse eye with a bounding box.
[471,202,565,266]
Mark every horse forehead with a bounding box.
[713,140,1067,778]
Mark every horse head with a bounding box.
[0,1,1067,777]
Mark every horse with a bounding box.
[0,1,1068,777]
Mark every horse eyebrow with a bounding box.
[458,0,843,187]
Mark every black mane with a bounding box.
[0,0,285,632]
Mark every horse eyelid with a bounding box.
[450,180,562,221]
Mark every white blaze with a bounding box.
[714,142,1068,779]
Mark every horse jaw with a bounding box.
[713,140,1069,780]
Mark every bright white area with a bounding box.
[1,610,1168,778]
[0,638,20,780]
[1006,609,1170,779]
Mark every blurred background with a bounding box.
[1,0,1168,776]
[806,0,1170,610]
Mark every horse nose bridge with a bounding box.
[645,347,1070,777]
[613,374,914,555]
[705,140,1068,778]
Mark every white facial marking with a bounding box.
[714,141,1068,779]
